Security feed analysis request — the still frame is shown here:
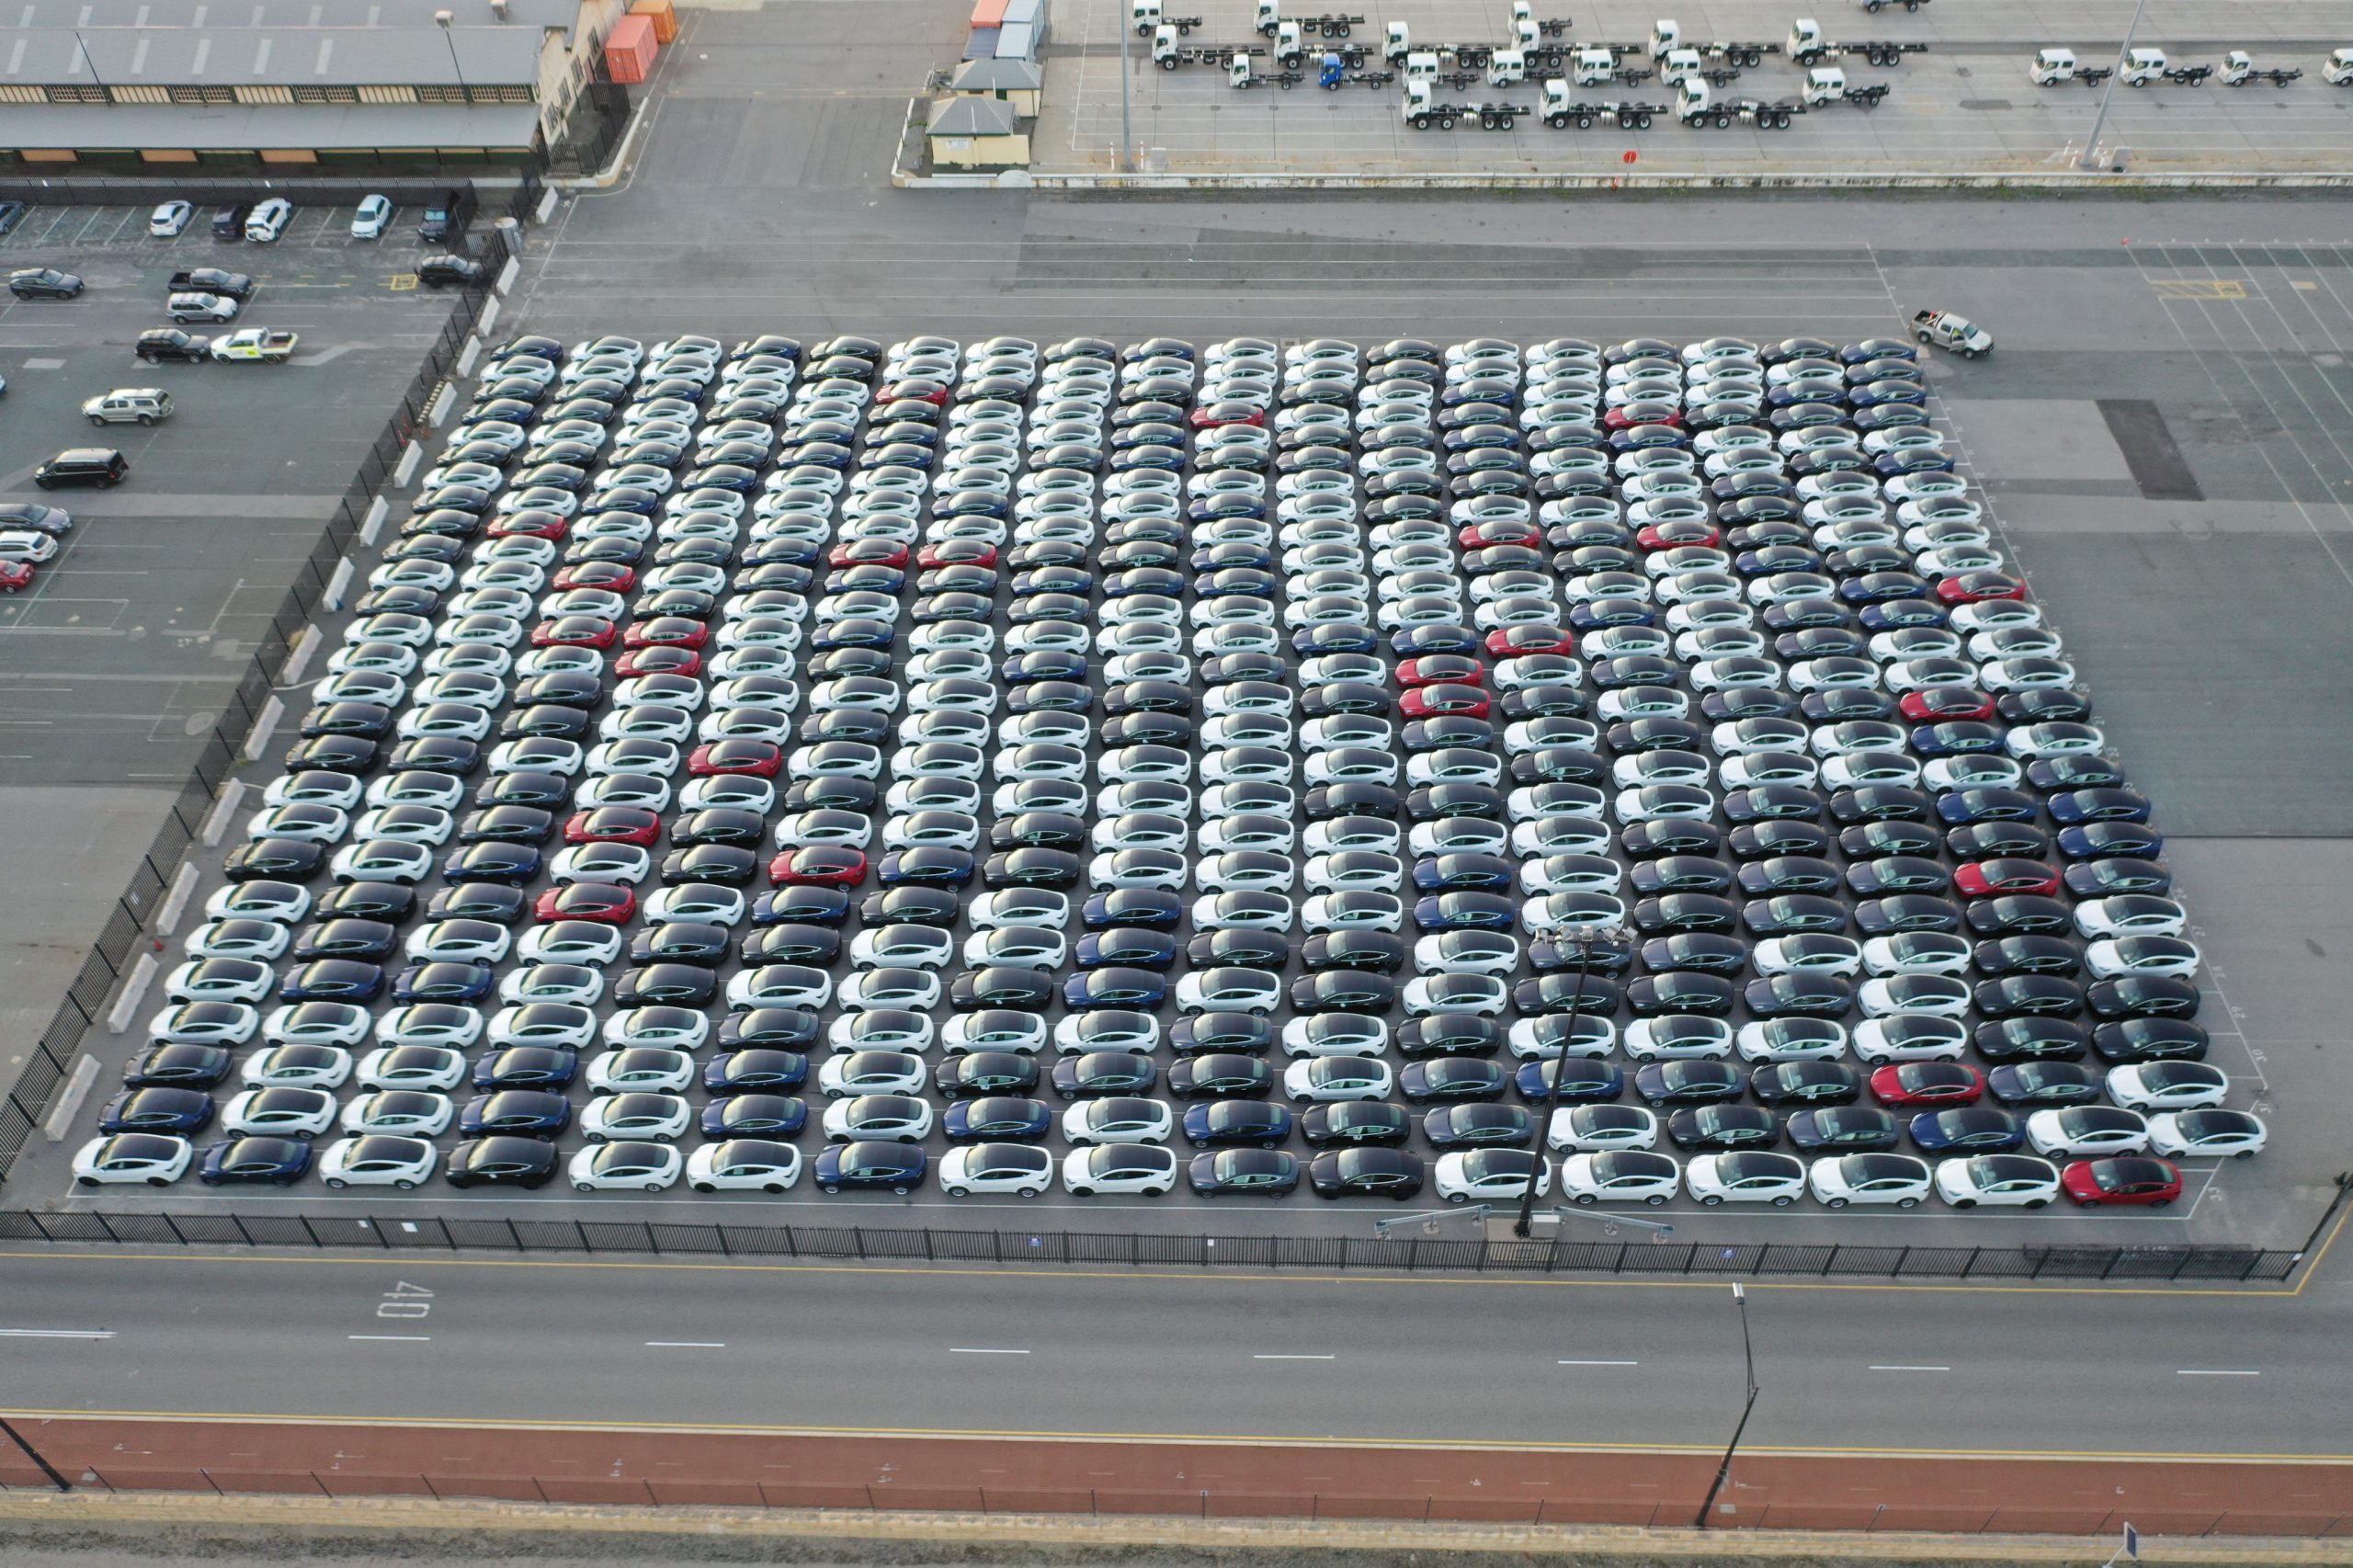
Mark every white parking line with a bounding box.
[1558,1358,1638,1366]
[1253,1353,1336,1360]
[2177,1369,2260,1377]
[347,1334,431,1342]
[1869,1365,1951,1372]
[949,1346,1030,1355]
[0,1327,115,1338]
[645,1340,725,1347]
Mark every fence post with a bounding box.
[854,1226,867,1260]
[922,1228,933,1261]
[300,1217,322,1246]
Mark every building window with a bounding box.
[109,84,171,104]
[46,84,108,103]
[418,85,467,104]
[234,85,295,105]
[0,85,47,103]
[358,84,418,104]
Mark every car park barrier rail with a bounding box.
[0,234,510,1186]
[0,1209,2308,1282]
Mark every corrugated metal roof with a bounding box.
[0,25,543,85]
[950,56,1040,90]
[7,98,540,148]
[926,95,1017,135]
[0,0,585,30]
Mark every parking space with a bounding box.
[1035,0,2353,176]
[0,198,459,261]
[9,312,2283,1243]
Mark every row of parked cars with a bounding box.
[66,325,2255,1214]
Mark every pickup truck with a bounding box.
[210,329,300,363]
[1913,309,1992,358]
[166,267,256,301]
[135,328,212,363]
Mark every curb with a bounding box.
[892,167,2353,190]
[4,1491,2349,1565]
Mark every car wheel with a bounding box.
[199,1176,222,1187]
[1017,1187,1040,1198]
[394,1178,419,1190]
[1770,1194,1793,1206]
[1699,1194,1722,1206]
[946,1185,970,1198]
[1071,1186,1093,1197]
[891,1184,910,1195]
[1446,1191,1470,1204]
[1150,1184,1172,1195]
[820,1182,841,1194]
[574,1181,597,1192]
[2026,1198,2050,1209]
[326,1177,349,1189]
[1573,1194,1597,1206]
[1895,1196,1919,1209]
[1915,332,1933,344]
[139,415,155,426]
[1952,1197,1976,1209]
[88,415,105,427]
[1824,1196,1847,1208]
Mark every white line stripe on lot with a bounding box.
[2177,1369,2260,1376]
[1870,1365,1952,1372]
[1254,1354,1336,1360]
[1558,1359,1638,1366]
[347,1334,431,1342]
[0,1328,115,1339]
[949,1346,1030,1355]
[645,1340,725,1348]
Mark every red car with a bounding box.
[614,645,703,680]
[1486,624,1574,659]
[917,540,998,570]
[1398,683,1492,721]
[1870,1062,1986,1108]
[1601,401,1684,432]
[2061,1156,2184,1208]
[533,881,636,926]
[552,562,637,594]
[828,539,910,570]
[768,846,868,888]
[487,513,568,541]
[1954,858,2063,899]
[620,617,710,651]
[1457,520,1540,551]
[1900,687,1998,723]
[1188,402,1266,430]
[881,380,950,406]
[1936,571,2028,605]
[688,739,783,778]
[1636,519,1722,551]
[563,807,663,847]
[529,616,619,650]
[1395,655,1485,689]
[0,562,35,594]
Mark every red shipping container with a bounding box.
[970,0,1007,24]
[605,15,658,84]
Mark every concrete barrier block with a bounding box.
[200,778,247,846]
[426,383,457,428]
[42,1054,101,1139]
[155,861,199,937]
[242,699,282,764]
[475,297,500,337]
[106,955,158,1035]
[358,494,390,545]
[496,256,520,295]
[455,335,482,378]
[392,443,423,487]
[323,558,355,612]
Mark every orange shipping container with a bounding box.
[971,0,1007,24]
[630,0,678,44]
[605,14,658,83]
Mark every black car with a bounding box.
[1749,1061,1863,1108]
[8,267,82,301]
[443,1135,559,1188]
[1307,1147,1426,1200]
[1786,1106,1900,1152]
[1302,1101,1415,1147]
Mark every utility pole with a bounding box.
[1118,6,1136,172]
[435,10,471,97]
[2078,0,2149,169]
[1694,1283,1758,1528]
[1513,926,1625,1238]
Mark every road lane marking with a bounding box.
[949,1347,1029,1355]
[346,1335,430,1342]
[0,1328,114,1339]
[1254,1354,1336,1360]
[1558,1358,1637,1366]
[1870,1365,1951,1371]
[645,1341,724,1348]
[2177,1369,2259,1376]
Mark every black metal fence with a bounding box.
[0,174,540,223]
[0,238,513,1184]
[543,83,633,178]
[0,1210,2308,1281]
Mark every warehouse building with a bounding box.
[0,0,631,171]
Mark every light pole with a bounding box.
[2077,0,2149,170]
[1513,925,1627,1238]
[1694,1283,1758,1528]
[1117,5,1136,172]
[435,10,470,98]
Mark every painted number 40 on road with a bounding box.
[378,1282,433,1319]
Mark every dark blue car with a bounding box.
[440,842,543,885]
[813,1140,926,1194]
[1083,888,1183,929]
[1001,651,1089,686]
[471,1046,578,1089]
[1392,623,1480,657]
[1911,722,2005,758]
[392,961,496,1005]
[97,1087,215,1135]
[1063,966,1169,1010]
[1413,892,1517,931]
[1908,1107,2026,1153]
[699,1094,808,1140]
[876,847,976,887]
[460,1089,573,1140]
[703,1049,810,1094]
[751,886,851,926]
[943,1095,1054,1142]
[2058,822,2164,860]
[276,959,385,1003]
[1291,622,1380,657]
[1412,854,1517,894]
[1074,927,1179,970]
[1181,1099,1293,1149]
[1567,597,1661,632]
[1514,1059,1627,1104]
[198,1135,313,1186]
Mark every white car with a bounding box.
[836,968,943,1012]
[939,1142,1056,1198]
[940,1011,1049,1057]
[2107,1062,2228,1112]
[1685,1151,1808,1206]
[2084,937,2201,981]
[2026,1107,2152,1158]
[1176,968,1282,1016]
[1624,1017,1733,1061]
[1861,934,1973,978]
[487,1002,596,1051]
[816,1050,927,1099]
[329,839,433,884]
[185,920,293,961]
[686,1139,803,1193]
[584,1048,696,1096]
[350,195,394,239]
[968,888,1071,930]
[150,199,194,236]
[1282,1056,1394,1102]
[1808,1153,1933,1209]
[147,1002,261,1046]
[356,1045,466,1092]
[516,921,628,966]
[1062,1096,1175,1146]
[2147,1109,2267,1160]
[2074,896,2188,940]
[206,881,314,925]
[241,1044,353,1089]
[267,1002,375,1048]
[371,1005,482,1051]
[566,1142,683,1192]
[822,1093,937,1143]
[851,924,958,971]
[961,926,1066,971]
[1859,975,1971,1019]
[1062,1143,1179,1196]
[1935,1153,2062,1209]
[1433,1150,1552,1205]
[404,919,512,965]
[244,197,294,241]
[1546,1104,1662,1153]
[1852,1015,1968,1063]
[1414,931,1521,976]
[1402,974,1508,1017]
[339,1091,456,1137]
[579,1093,694,1144]
[318,1134,436,1188]
[1558,1150,1681,1207]
[73,1133,195,1187]
[725,965,833,1011]
[1753,935,1862,978]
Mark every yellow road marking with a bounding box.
[2152,278,2249,300]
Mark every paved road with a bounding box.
[2,1247,2348,1456]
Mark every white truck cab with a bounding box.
[1649,17,1682,59]
[1403,50,1441,82]
[1131,0,1162,33]
[1385,20,1411,60]
[1802,65,1847,103]
[2121,46,2165,85]
[1256,0,1280,30]
[2029,47,2076,84]
[2325,47,2353,84]
[1229,51,1254,86]
[1154,22,1179,64]
[1676,76,1714,120]
[1787,17,1824,57]
[1659,46,1705,83]
[1489,47,1528,84]
[1574,46,1618,83]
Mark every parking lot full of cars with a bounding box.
[71,322,2264,1218]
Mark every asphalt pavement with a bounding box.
[2,1246,2349,1456]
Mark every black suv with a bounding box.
[33,449,128,490]
[137,329,212,363]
